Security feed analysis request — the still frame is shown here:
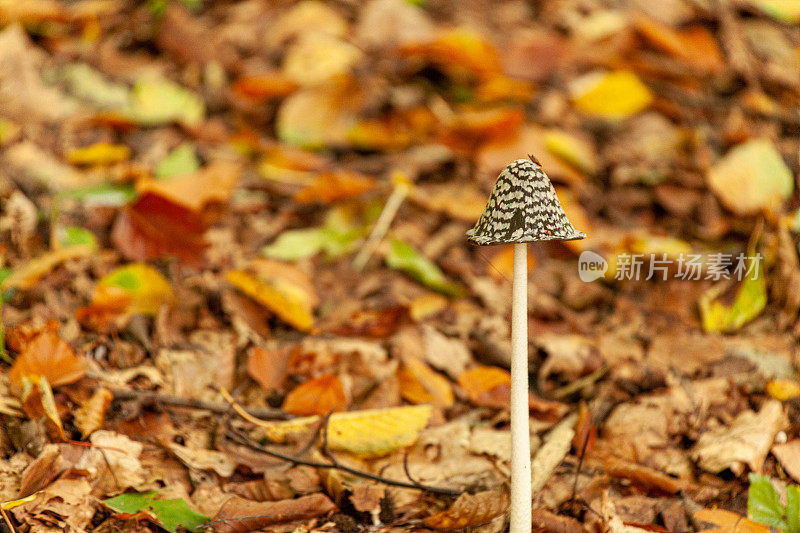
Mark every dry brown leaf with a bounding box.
[11,478,95,532]
[74,387,113,439]
[246,345,289,392]
[2,244,94,291]
[691,399,787,474]
[136,161,240,215]
[772,440,800,483]
[168,442,237,477]
[282,374,347,416]
[423,488,509,530]
[9,325,88,392]
[210,492,336,533]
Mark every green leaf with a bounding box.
[56,227,98,250]
[699,253,766,333]
[787,485,800,533]
[156,143,200,179]
[748,473,786,530]
[262,228,328,261]
[385,239,463,297]
[61,183,137,207]
[127,78,205,127]
[102,492,209,533]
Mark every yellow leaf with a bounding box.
[543,129,599,175]
[571,70,653,120]
[749,0,800,23]
[226,267,315,332]
[2,245,94,291]
[409,294,448,321]
[67,142,130,166]
[409,183,487,222]
[766,379,800,401]
[283,33,362,87]
[241,403,433,457]
[694,508,769,533]
[93,263,174,316]
[397,358,454,408]
[699,252,766,333]
[1,494,37,510]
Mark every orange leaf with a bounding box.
[111,192,207,267]
[282,374,347,416]
[232,73,299,102]
[397,358,454,408]
[136,161,240,215]
[440,107,525,152]
[9,326,88,392]
[293,170,376,204]
[636,17,724,75]
[247,345,289,392]
[401,28,502,80]
[458,366,511,408]
[475,76,535,104]
[327,306,408,338]
[694,509,769,533]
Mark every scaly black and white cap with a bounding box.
[467,157,586,245]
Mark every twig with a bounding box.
[111,389,291,420]
[0,507,16,533]
[225,428,461,496]
[352,173,411,271]
[568,427,592,513]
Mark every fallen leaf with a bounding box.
[276,83,358,149]
[532,415,576,493]
[127,77,205,126]
[570,70,653,120]
[267,0,347,46]
[441,107,525,152]
[211,493,335,533]
[11,478,94,532]
[691,400,787,475]
[282,374,347,416]
[254,405,432,457]
[749,0,800,23]
[232,72,298,103]
[20,376,67,441]
[111,192,207,266]
[699,253,766,333]
[707,138,793,215]
[226,261,317,332]
[772,440,800,484]
[458,366,512,408]
[168,442,236,477]
[408,183,487,222]
[54,226,97,250]
[67,142,130,166]
[543,129,599,175]
[102,491,210,533]
[766,379,800,401]
[246,345,289,392]
[694,508,769,533]
[9,326,88,391]
[283,33,363,87]
[400,28,502,80]
[92,263,174,316]
[2,244,94,291]
[423,488,509,529]
[136,161,240,215]
[74,387,113,439]
[327,306,409,338]
[397,358,454,408]
[155,142,200,178]
[386,239,464,296]
[294,170,377,204]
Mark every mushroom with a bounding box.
[467,156,585,533]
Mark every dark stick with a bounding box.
[225,428,461,496]
[111,389,291,420]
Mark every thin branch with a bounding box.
[225,428,461,496]
[111,389,291,420]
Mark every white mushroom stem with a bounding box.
[510,242,531,533]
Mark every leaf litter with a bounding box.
[0,0,799,531]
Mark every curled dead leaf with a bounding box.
[423,488,509,530]
[9,326,88,392]
[210,493,335,533]
[74,387,113,439]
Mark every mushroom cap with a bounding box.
[467,158,586,245]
